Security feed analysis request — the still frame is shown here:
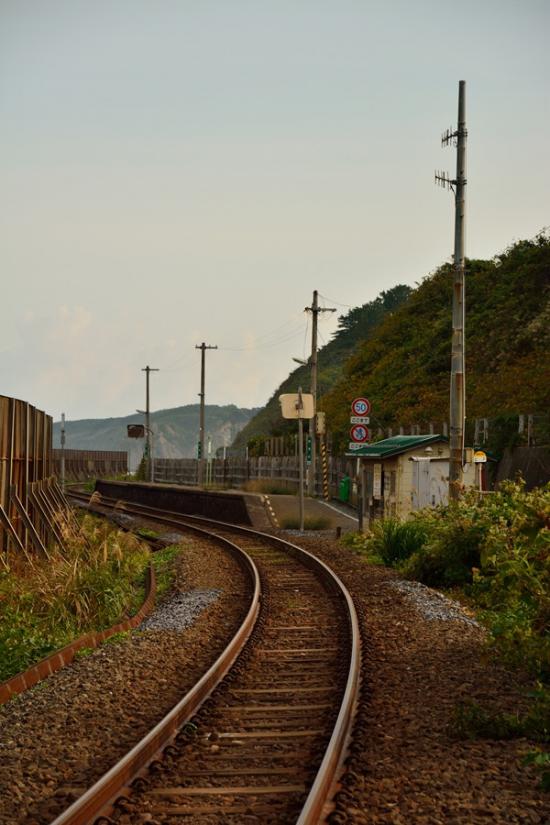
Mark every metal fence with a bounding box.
[0,394,70,556]
[153,455,359,502]
[52,449,128,481]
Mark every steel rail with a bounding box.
[51,519,261,825]
[66,491,361,823]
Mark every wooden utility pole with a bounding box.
[142,366,159,482]
[195,343,217,486]
[305,290,336,496]
[436,80,467,500]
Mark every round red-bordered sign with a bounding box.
[351,397,371,416]
[350,424,370,443]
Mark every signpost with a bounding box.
[350,424,370,443]
[279,389,314,532]
[349,397,372,531]
[474,450,487,492]
[351,397,371,416]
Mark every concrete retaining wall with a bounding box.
[96,480,253,525]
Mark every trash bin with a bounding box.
[338,475,351,503]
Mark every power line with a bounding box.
[318,292,355,309]
[219,325,305,352]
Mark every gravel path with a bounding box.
[0,532,248,825]
[291,534,549,825]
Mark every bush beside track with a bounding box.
[0,514,168,683]
[344,479,550,786]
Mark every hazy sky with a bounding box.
[1,0,548,421]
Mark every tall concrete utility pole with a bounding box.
[436,80,467,500]
[141,366,159,482]
[195,343,217,486]
[305,290,336,496]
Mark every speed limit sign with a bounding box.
[351,397,371,416]
[350,424,370,443]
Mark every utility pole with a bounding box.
[436,80,467,501]
[60,413,66,490]
[141,366,159,482]
[195,342,217,486]
[305,290,336,496]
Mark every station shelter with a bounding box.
[346,434,477,521]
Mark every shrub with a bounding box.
[367,518,428,566]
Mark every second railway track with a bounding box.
[55,491,361,825]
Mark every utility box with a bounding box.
[338,476,351,503]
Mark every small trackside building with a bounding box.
[347,434,476,521]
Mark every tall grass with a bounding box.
[0,513,150,681]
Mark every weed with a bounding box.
[136,527,160,540]
[102,630,130,647]
[450,687,550,745]
[523,750,550,791]
[74,646,95,660]
[280,516,331,531]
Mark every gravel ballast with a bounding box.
[385,579,481,627]
[140,588,220,632]
[0,532,249,825]
[290,534,549,825]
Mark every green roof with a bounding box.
[346,434,448,459]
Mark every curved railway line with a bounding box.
[53,490,361,825]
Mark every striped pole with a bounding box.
[320,441,330,501]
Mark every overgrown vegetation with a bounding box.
[350,480,550,677]
[347,480,550,781]
[0,514,151,682]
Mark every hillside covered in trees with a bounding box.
[232,285,412,450]
[235,233,550,454]
[322,233,550,450]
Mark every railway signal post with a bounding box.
[195,342,218,486]
[141,366,159,482]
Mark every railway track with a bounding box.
[55,490,361,824]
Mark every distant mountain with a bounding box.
[53,404,259,470]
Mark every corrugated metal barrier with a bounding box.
[0,394,71,556]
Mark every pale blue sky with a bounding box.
[1,0,548,420]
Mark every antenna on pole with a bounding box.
[436,80,468,501]
[434,170,455,191]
